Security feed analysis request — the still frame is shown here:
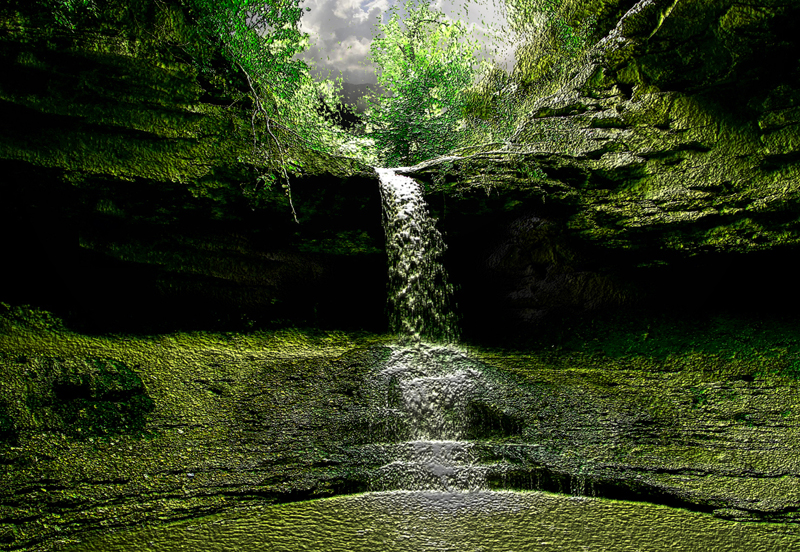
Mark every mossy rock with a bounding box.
[25,357,155,439]
[0,400,16,445]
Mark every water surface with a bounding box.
[62,490,798,551]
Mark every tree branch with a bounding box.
[237,62,299,223]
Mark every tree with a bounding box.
[365,1,480,166]
[191,0,315,220]
[192,0,361,220]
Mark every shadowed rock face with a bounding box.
[2,0,798,340]
[401,0,800,341]
[0,2,384,333]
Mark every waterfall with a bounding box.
[373,168,485,492]
[376,168,458,344]
[372,168,502,493]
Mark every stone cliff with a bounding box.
[403,0,800,342]
[2,1,800,551]
[0,0,384,334]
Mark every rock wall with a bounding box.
[0,1,385,334]
[404,0,800,343]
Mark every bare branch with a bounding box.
[236,62,299,224]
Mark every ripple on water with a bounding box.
[61,490,800,552]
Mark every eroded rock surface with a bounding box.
[402,0,800,339]
[0,2,383,334]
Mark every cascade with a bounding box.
[376,168,458,345]
[369,344,491,492]
[374,168,487,493]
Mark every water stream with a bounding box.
[368,344,490,493]
[376,168,458,345]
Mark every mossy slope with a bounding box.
[398,0,800,342]
[412,0,800,255]
[0,319,393,551]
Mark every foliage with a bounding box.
[191,0,368,219]
[190,0,312,220]
[365,0,480,166]
[37,0,98,29]
[457,61,524,148]
[452,0,600,151]
[505,0,595,49]
[192,0,308,98]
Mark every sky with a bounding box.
[295,0,517,84]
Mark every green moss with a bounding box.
[0,320,395,550]
[50,358,155,439]
[0,400,16,445]
[4,305,800,547]
[493,309,800,382]
[0,303,65,333]
[296,231,383,255]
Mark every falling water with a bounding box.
[376,168,459,344]
[374,167,482,492]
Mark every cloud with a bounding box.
[297,0,386,82]
[335,35,373,63]
[296,0,514,84]
[331,0,388,23]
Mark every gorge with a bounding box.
[49,165,800,550]
[2,0,800,550]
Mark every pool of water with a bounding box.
[61,490,798,551]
